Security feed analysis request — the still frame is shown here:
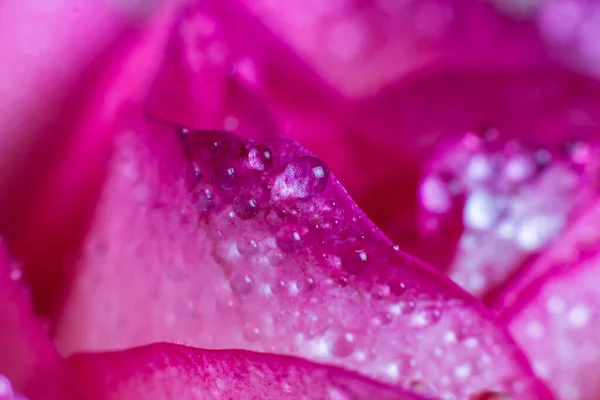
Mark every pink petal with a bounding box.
[414,127,599,301]
[69,343,429,400]
[147,3,600,274]
[55,117,551,399]
[0,243,75,400]
[0,0,175,314]
[494,201,600,399]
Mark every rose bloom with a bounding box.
[1,0,599,399]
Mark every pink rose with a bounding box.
[1,0,598,399]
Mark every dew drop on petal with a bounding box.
[331,332,356,358]
[410,305,441,327]
[247,144,273,171]
[229,273,254,295]
[232,194,260,219]
[271,156,330,200]
[341,249,370,275]
[276,228,303,253]
[236,237,258,256]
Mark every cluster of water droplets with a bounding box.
[172,127,528,399]
[418,127,599,297]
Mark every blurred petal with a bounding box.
[0,0,176,313]
[0,243,76,400]
[495,201,600,400]
[54,116,550,399]
[69,343,429,400]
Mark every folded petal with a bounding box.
[69,342,429,400]
[146,2,600,280]
[494,200,600,400]
[0,242,75,400]
[54,117,551,399]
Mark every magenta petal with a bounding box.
[55,117,550,399]
[495,201,600,399]
[0,243,75,400]
[414,127,600,302]
[69,343,430,400]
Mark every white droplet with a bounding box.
[466,154,493,181]
[525,320,545,339]
[420,177,452,213]
[454,363,472,379]
[516,213,564,251]
[546,296,566,315]
[464,190,503,230]
[567,304,592,328]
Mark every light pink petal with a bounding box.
[0,243,76,400]
[495,200,600,399]
[55,117,551,399]
[69,343,430,400]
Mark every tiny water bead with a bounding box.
[271,156,330,200]
[236,237,259,256]
[276,228,304,253]
[341,249,370,275]
[233,194,260,219]
[247,144,273,171]
[229,272,254,295]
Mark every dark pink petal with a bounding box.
[0,243,76,400]
[55,117,551,399]
[69,343,429,400]
[494,201,600,400]
[0,0,175,314]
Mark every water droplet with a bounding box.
[232,194,260,219]
[267,250,284,267]
[567,304,592,327]
[276,228,303,253]
[463,190,502,230]
[229,273,253,295]
[420,176,452,213]
[236,237,258,256]
[247,144,273,171]
[341,249,369,275]
[242,322,262,342]
[331,332,356,358]
[271,156,330,200]
[220,167,236,189]
[297,276,315,292]
[411,305,441,327]
[190,187,213,212]
[389,300,416,315]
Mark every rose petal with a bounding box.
[0,243,75,400]
[54,117,550,399]
[414,127,600,301]
[494,201,600,399]
[148,3,600,271]
[69,342,429,400]
[0,0,176,314]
